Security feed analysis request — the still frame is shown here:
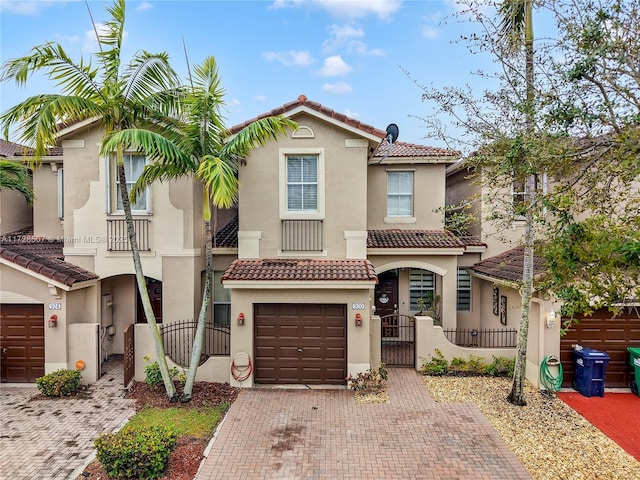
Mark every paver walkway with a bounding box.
[0,358,135,480]
[195,368,532,480]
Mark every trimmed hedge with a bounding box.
[421,350,515,377]
[35,369,82,397]
[94,425,177,479]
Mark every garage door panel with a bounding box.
[254,304,346,384]
[1,304,45,383]
[561,311,639,388]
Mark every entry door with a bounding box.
[137,278,163,323]
[0,304,45,382]
[375,271,399,317]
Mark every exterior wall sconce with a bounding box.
[48,314,58,328]
[546,310,557,329]
[237,312,245,326]
[355,313,363,327]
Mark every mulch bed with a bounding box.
[76,381,239,480]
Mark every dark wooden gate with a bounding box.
[124,324,135,387]
[381,314,415,367]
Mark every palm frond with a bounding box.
[96,0,126,83]
[223,116,298,158]
[0,159,34,205]
[197,155,239,208]
[123,52,180,106]
[498,0,527,52]
[1,94,102,161]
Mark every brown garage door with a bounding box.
[254,304,347,385]
[561,309,640,388]
[1,304,45,383]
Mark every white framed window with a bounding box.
[57,168,64,219]
[511,176,526,218]
[107,154,151,214]
[213,271,230,327]
[409,268,435,311]
[387,171,413,217]
[279,148,325,219]
[457,268,472,312]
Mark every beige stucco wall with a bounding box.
[32,161,63,238]
[367,162,446,230]
[238,113,369,259]
[0,189,32,235]
[445,166,481,237]
[227,286,375,387]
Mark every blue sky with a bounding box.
[0,0,499,149]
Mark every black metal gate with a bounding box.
[124,324,135,388]
[381,314,415,367]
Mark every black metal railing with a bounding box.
[107,218,151,251]
[281,219,323,252]
[381,314,415,367]
[443,328,518,348]
[160,319,230,367]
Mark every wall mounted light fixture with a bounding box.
[355,313,363,327]
[237,312,245,326]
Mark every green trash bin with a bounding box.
[628,347,640,397]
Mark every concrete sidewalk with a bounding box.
[195,368,532,480]
[0,358,135,480]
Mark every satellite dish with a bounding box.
[385,123,399,144]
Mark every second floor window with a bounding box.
[287,155,318,213]
[457,268,472,312]
[109,154,150,213]
[511,176,527,218]
[387,171,413,217]
[213,271,231,327]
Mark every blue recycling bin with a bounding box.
[572,346,610,397]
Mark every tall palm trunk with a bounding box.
[508,0,535,406]
[116,148,176,401]
[182,188,214,401]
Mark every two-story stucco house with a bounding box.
[3,95,571,389]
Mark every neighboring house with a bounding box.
[445,158,640,389]
[6,95,603,390]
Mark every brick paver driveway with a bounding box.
[196,369,531,480]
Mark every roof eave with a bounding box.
[367,247,465,256]
[0,257,99,291]
[222,280,377,289]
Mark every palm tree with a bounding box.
[0,0,180,400]
[103,56,297,401]
[0,159,34,205]
[498,0,536,406]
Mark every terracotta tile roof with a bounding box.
[372,140,461,160]
[367,230,465,249]
[0,232,98,287]
[221,259,378,282]
[468,246,546,283]
[229,94,388,139]
[213,215,238,248]
[0,139,62,157]
[457,236,487,248]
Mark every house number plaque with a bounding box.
[49,303,62,310]
[352,303,365,310]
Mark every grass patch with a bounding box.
[125,405,225,439]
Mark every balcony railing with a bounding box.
[443,328,518,348]
[281,219,323,252]
[106,218,151,251]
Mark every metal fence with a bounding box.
[160,319,230,367]
[443,328,518,348]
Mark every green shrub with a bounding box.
[94,425,177,479]
[347,364,389,393]
[421,349,449,376]
[143,356,183,385]
[422,352,514,377]
[486,356,515,377]
[35,369,82,397]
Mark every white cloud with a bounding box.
[349,40,385,56]
[254,95,267,102]
[422,26,440,39]
[272,0,402,20]
[228,98,241,107]
[319,55,352,77]
[323,24,364,52]
[136,2,153,12]
[0,1,57,15]
[322,81,353,94]
[83,23,128,54]
[344,108,360,119]
[262,50,314,67]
